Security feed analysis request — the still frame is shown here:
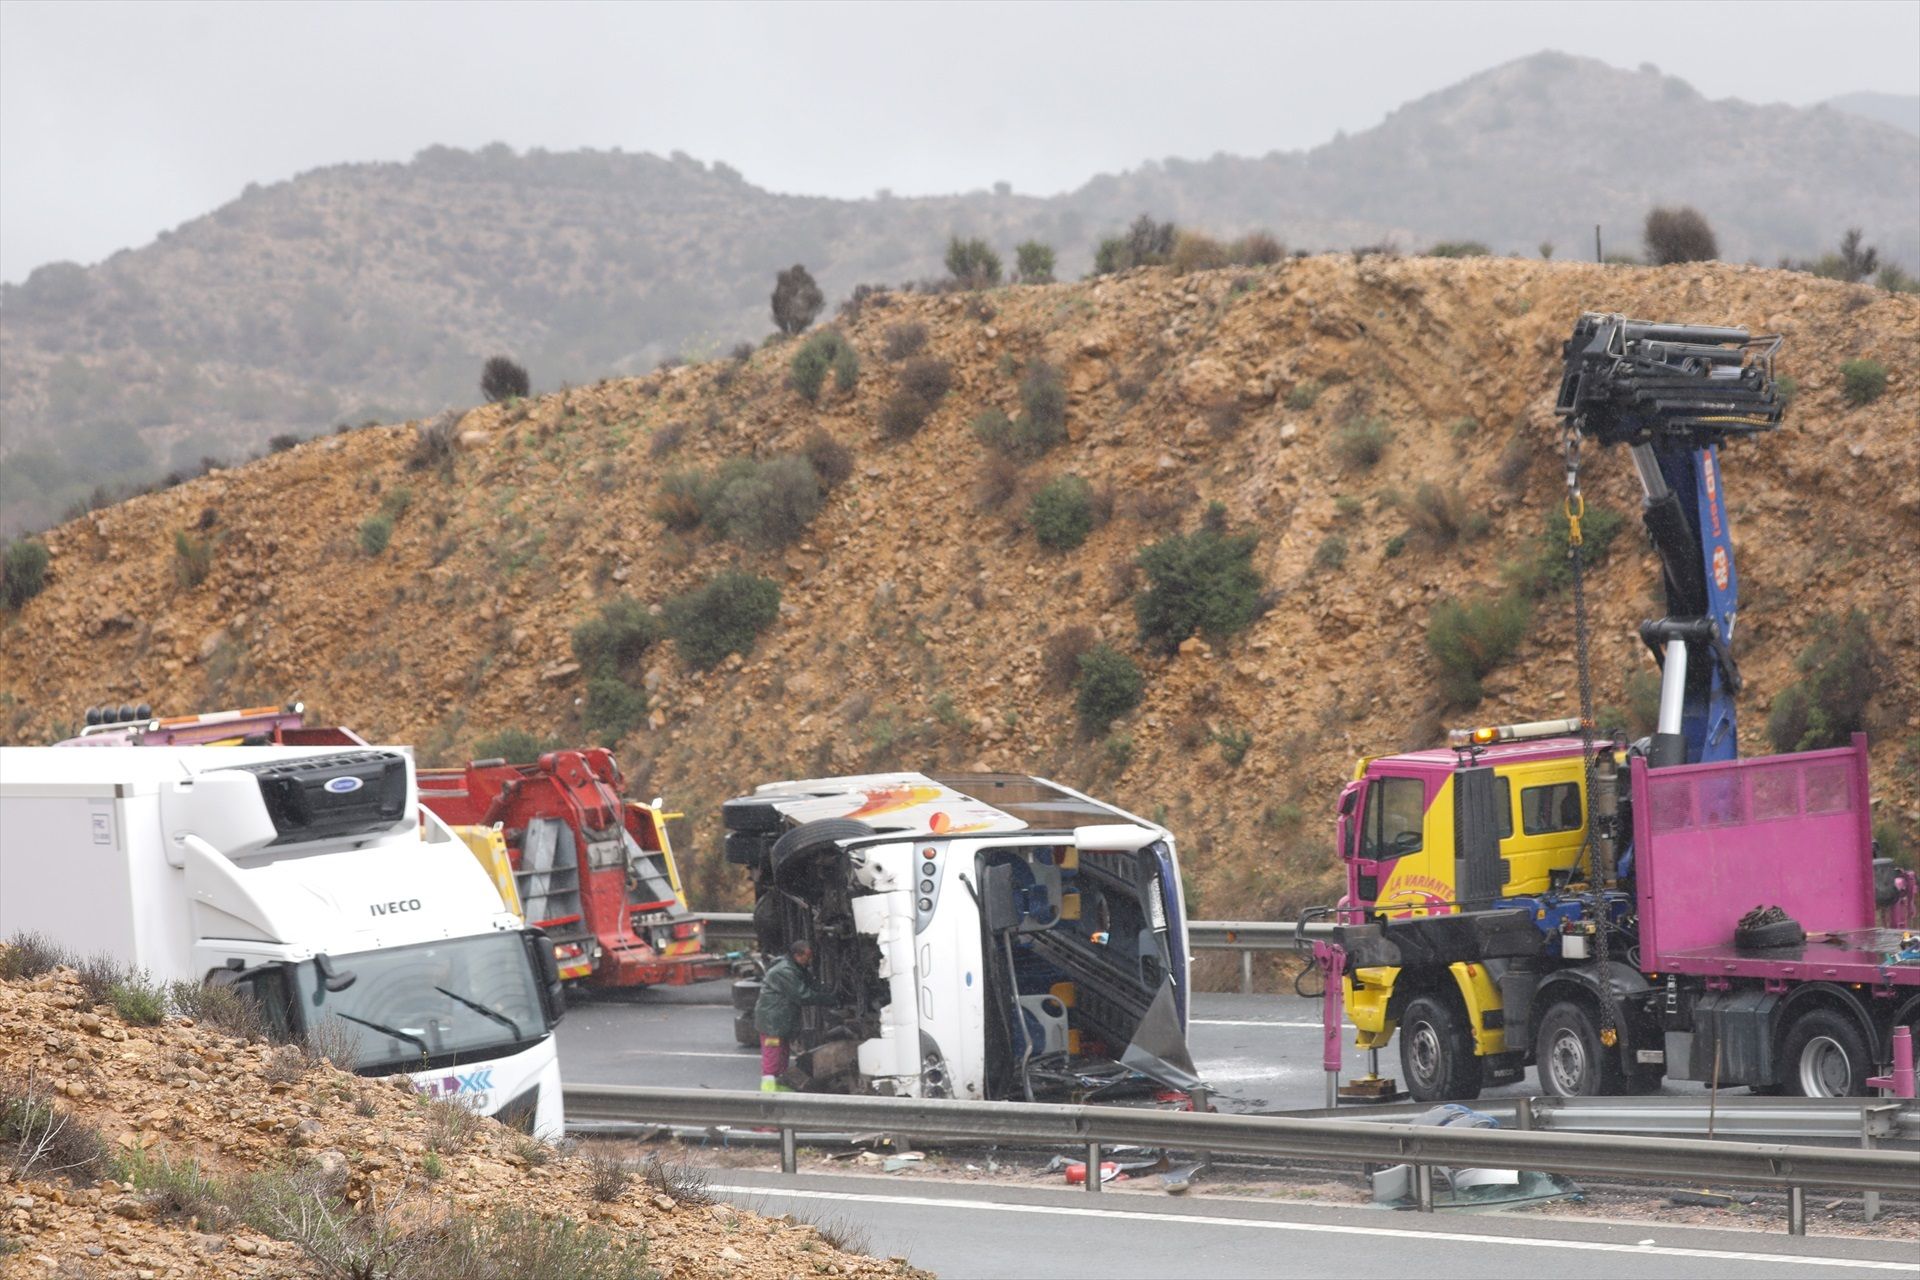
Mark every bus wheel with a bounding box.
[1780,1010,1868,1098]
[1399,995,1483,1102]
[1535,1001,1623,1097]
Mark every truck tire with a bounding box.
[1399,995,1484,1102]
[732,978,762,1048]
[770,818,875,884]
[1534,1000,1625,1097]
[722,796,786,835]
[1779,1009,1869,1098]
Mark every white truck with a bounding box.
[722,771,1196,1102]
[0,744,567,1139]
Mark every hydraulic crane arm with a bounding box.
[1555,315,1783,766]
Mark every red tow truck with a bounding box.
[416,750,731,990]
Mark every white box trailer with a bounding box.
[0,745,567,1139]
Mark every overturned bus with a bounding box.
[722,772,1196,1102]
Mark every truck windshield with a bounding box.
[291,933,546,1073]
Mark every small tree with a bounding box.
[1126,214,1176,265]
[1766,610,1880,752]
[1134,519,1266,653]
[1014,241,1056,284]
[771,264,824,335]
[1836,229,1879,283]
[1643,206,1718,265]
[480,356,530,403]
[945,237,1002,289]
[1075,644,1144,737]
[1,538,51,609]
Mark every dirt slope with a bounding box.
[2,256,1916,918]
[0,966,920,1278]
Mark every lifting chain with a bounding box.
[1565,425,1621,1049]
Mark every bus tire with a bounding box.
[732,978,762,1048]
[1779,1009,1869,1098]
[1535,1000,1624,1097]
[1399,994,1484,1102]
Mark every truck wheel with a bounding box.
[770,818,876,880]
[1534,1001,1624,1097]
[1780,1009,1869,1098]
[732,978,762,1048]
[1399,995,1484,1102]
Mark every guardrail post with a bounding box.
[1190,1086,1213,1173]
[1414,1162,1434,1213]
[1788,1185,1805,1236]
[1861,1102,1898,1224]
[1516,1097,1534,1132]
[1240,950,1253,995]
[780,1126,797,1175]
[1086,1141,1103,1194]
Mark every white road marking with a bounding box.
[1192,1019,1325,1029]
[620,1050,753,1059]
[708,1185,1917,1272]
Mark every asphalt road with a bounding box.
[707,1169,1919,1279]
[556,981,1684,1111]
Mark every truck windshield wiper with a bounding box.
[331,1011,430,1056]
[435,986,522,1040]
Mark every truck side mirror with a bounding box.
[526,929,567,1026]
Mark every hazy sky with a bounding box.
[3,0,1917,283]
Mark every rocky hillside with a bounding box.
[1,256,1916,918]
[0,961,919,1277]
[5,52,1916,533]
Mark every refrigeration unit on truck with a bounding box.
[721,771,1197,1102]
[0,745,569,1138]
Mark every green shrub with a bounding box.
[1428,241,1490,258]
[1093,214,1177,274]
[1103,733,1135,771]
[1042,625,1098,693]
[1331,415,1391,469]
[481,355,531,402]
[1015,240,1056,283]
[665,570,781,670]
[1839,358,1887,406]
[710,454,824,549]
[789,330,857,403]
[0,931,65,980]
[109,975,167,1025]
[1427,592,1531,704]
[378,486,412,521]
[1283,380,1323,410]
[1506,503,1627,597]
[473,728,564,762]
[1312,534,1347,572]
[971,407,1058,461]
[946,236,1002,288]
[1384,533,1407,558]
[2,538,50,609]
[1766,609,1881,753]
[1214,727,1253,767]
[1134,523,1266,652]
[358,513,393,556]
[1644,205,1718,264]
[173,530,214,585]
[654,464,731,531]
[1075,643,1144,736]
[582,676,647,747]
[1019,361,1068,444]
[570,597,662,679]
[1029,475,1096,551]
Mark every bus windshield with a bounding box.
[291,932,546,1073]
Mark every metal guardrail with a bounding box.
[564,1085,1920,1235]
[1277,1095,1920,1143]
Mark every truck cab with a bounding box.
[0,746,568,1138]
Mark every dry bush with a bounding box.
[407,412,460,473]
[899,357,953,405]
[167,980,270,1041]
[640,1152,713,1205]
[1169,231,1230,274]
[2,1070,110,1183]
[802,429,853,491]
[1644,206,1718,265]
[1404,482,1483,548]
[880,392,934,440]
[648,420,689,458]
[1231,231,1285,265]
[0,931,66,980]
[585,1150,632,1202]
[974,455,1024,511]
[424,1096,486,1154]
[304,1015,359,1071]
[263,1045,309,1085]
[881,322,928,360]
[72,953,127,1006]
[1204,400,1243,437]
[1041,625,1098,694]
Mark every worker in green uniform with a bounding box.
[754,938,834,1091]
